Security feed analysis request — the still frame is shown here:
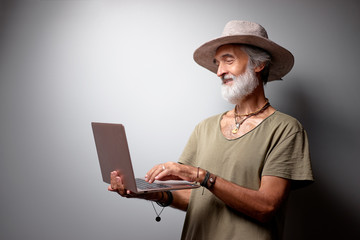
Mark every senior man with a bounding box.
[109,20,314,240]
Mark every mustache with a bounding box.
[221,74,235,82]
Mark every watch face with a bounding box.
[209,177,214,183]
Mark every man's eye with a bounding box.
[226,59,234,64]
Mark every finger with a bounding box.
[115,176,123,189]
[115,177,127,196]
[147,165,167,183]
[154,171,168,181]
[145,164,161,180]
[124,190,138,198]
[110,171,118,190]
[145,164,160,182]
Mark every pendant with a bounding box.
[232,123,240,134]
[151,201,164,222]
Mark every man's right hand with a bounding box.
[108,171,132,197]
[108,171,161,201]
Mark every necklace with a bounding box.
[232,99,270,134]
[151,201,165,222]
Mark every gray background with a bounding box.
[1,0,359,239]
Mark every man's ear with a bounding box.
[254,63,265,73]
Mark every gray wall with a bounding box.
[1,0,359,239]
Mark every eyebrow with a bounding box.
[213,53,235,64]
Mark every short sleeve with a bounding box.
[262,129,314,189]
[177,126,199,167]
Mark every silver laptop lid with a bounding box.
[91,122,138,192]
[92,122,199,193]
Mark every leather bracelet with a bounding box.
[156,191,173,207]
[200,171,217,189]
[200,171,210,187]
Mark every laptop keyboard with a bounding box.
[136,178,169,190]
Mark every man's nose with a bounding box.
[217,62,227,77]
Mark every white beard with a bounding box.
[221,65,259,104]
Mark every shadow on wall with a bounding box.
[281,79,360,239]
[285,183,360,239]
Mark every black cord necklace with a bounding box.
[232,99,270,134]
[151,201,165,222]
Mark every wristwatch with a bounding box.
[201,171,217,189]
[207,173,217,189]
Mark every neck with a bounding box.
[234,85,268,115]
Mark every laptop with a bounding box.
[91,122,199,193]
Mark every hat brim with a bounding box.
[193,35,294,81]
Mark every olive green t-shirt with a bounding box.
[178,111,314,240]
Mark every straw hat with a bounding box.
[193,20,294,81]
